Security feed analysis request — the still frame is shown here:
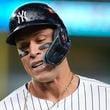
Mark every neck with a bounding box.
[28,72,79,103]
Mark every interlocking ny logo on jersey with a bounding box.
[16,10,27,24]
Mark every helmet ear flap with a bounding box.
[58,27,70,47]
[44,27,71,65]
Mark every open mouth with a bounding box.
[31,61,43,68]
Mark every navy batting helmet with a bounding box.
[7,3,71,65]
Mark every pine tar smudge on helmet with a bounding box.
[6,3,71,65]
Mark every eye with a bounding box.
[37,38,46,44]
[37,39,45,43]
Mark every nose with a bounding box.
[29,40,42,58]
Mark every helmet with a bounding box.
[7,3,67,45]
[7,2,71,65]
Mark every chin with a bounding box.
[33,73,55,83]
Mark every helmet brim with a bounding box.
[7,22,57,45]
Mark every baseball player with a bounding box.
[0,2,110,110]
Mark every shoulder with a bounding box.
[0,84,27,110]
[1,84,27,101]
[79,75,110,88]
[76,75,110,109]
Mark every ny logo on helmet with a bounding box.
[16,10,28,24]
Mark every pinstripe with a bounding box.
[83,82,87,110]
[105,88,107,110]
[17,93,21,110]
[71,94,73,110]
[10,98,14,110]
[45,100,49,110]
[90,84,94,110]
[30,94,35,110]
[98,86,100,110]
[64,98,66,110]
[4,101,7,110]
[23,90,29,110]
[77,87,80,110]
[38,98,42,110]
[1,77,110,110]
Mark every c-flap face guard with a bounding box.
[44,27,71,65]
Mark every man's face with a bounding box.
[16,28,57,82]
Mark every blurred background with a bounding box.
[0,0,110,100]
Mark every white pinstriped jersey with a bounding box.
[0,75,110,110]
